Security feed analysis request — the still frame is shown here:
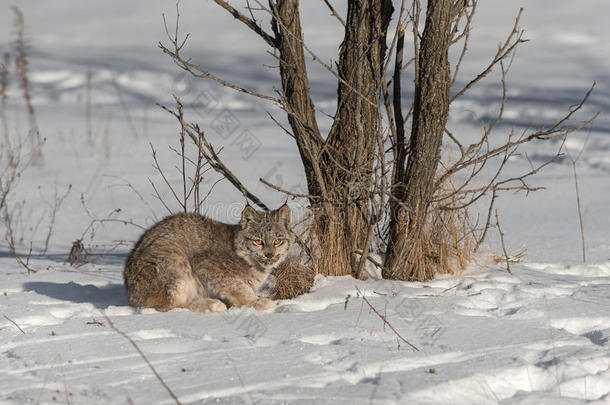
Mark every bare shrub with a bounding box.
[151,99,217,215]
[159,1,595,282]
[68,193,142,267]
[0,38,36,272]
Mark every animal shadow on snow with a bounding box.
[23,281,128,309]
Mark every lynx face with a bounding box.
[234,204,294,270]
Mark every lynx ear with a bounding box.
[240,205,260,229]
[274,204,291,229]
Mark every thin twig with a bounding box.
[3,314,25,334]
[259,177,316,199]
[494,209,512,275]
[104,314,182,405]
[543,293,562,396]
[42,182,72,255]
[150,143,184,212]
[112,79,139,139]
[451,8,526,103]
[159,6,279,105]
[355,287,419,351]
[159,98,269,210]
[223,349,256,405]
[86,66,93,145]
[211,0,277,48]
[564,133,590,263]
[3,202,37,274]
[321,0,346,27]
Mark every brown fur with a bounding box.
[124,206,293,312]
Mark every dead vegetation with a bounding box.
[11,6,42,165]
[269,257,315,300]
[158,0,595,283]
[1,7,40,273]
[67,194,140,268]
[150,99,216,215]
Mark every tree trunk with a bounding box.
[383,0,453,280]
[273,0,393,276]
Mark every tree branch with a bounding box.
[321,0,346,27]
[159,98,269,210]
[212,0,277,48]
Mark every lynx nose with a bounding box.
[264,252,274,259]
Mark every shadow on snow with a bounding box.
[23,281,128,309]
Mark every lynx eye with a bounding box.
[273,239,283,246]
[253,239,264,246]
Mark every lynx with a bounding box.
[124,204,294,312]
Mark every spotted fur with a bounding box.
[124,205,293,312]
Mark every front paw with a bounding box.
[251,298,276,311]
[208,300,228,312]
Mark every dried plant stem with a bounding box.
[104,315,181,405]
[1,53,11,157]
[159,97,269,210]
[3,314,25,334]
[12,6,42,164]
[543,293,562,396]
[78,193,145,243]
[3,201,37,274]
[571,163,586,263]
[564,136,589,263]
[69,239,130,268]
[42,183,72,255]
[355,287,419,352]
[34,354,71,405]
[494,209,512,275]
[149,100,213,214]
[85,67,93,145]
[112,79,139,139]
[321,0,346,26]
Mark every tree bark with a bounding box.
[384,0,453,280]
[271,0,326,199]
[273,0,393,276]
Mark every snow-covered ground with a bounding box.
[0,1,608,404]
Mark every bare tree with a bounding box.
[161,0,393,276]
[382,2,595,280]
[384,0,454,279]
[159,0,595,281]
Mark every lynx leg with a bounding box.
[158,272,205,311]
[130,257,203,312]
[219,282,257,308]
[183,298,227,312]
[218,282,275,311]
[251,298,276,311]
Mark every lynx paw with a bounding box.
[251,298,276,311]
[187,298,227,312]
[207,300,228,312]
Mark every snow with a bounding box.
[0,0,609,404]
[2,261,609,403]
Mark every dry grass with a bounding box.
[293,181,475,283]
[1,53,10,155]
[11,6,42,165]
[384,180,475,282]
[269,257,315,300]
[1,13,38,273]
[295,204,367,278]
[309,214,351,277]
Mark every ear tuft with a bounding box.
[275,204,291,229]
[240,205,260,229]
